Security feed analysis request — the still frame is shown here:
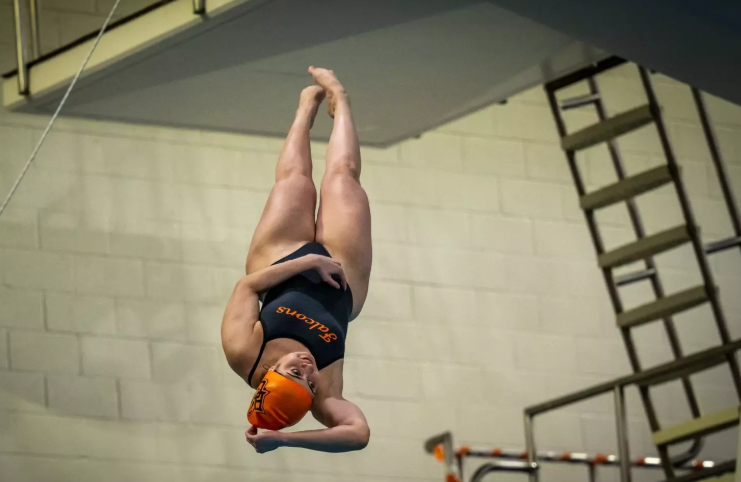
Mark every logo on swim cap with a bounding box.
[249,379,270,414]
[247,370,312,430]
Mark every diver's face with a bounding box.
[275,351,318,397]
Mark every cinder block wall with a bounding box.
[1,3,740,482]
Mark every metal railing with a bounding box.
[520,340,739,481]
[9,0,207,96]
[521,350,740,482]
[425,431,719,482]
[425,340,740,482]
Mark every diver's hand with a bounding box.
[245,425,283,454]
[305,254,347,290]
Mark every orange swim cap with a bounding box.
[247,370,312,430]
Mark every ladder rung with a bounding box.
[525,340,741,414]
[705,236,741,255]
[638,350,728,387]
[546,57,627,91]
[617,285,709,329]
[561,93,601,110]
[580,165,673,211]
[561,104,654,152]
[599,226,691,269]
[653,406,740,446]
[635,339,741,388]
[615,268,656,286]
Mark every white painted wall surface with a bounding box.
[0,2,739,481]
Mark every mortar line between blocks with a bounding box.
[148,341,154,381]
[4,330,9,369]
[115,378,123,419]
[77,333,83,375]
[42,375,49,408]
[41,291,49,332]
[33,209,41,248]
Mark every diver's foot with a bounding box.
[298,85,326,128]
[308,66,347,119]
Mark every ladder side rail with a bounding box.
[588,75,704,440]
[588,77,694,376]
[637,67,741,400]
[586,74,678,477]
[690,88,741,251]
[545,80,669,475]
[546,83,634,482]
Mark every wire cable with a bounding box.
[0,0,123,219]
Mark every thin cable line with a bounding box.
[0,0,123,219]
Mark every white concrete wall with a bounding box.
[1,3,740,482]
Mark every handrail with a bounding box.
[471,462,533,482]
[670,438,704,469]
[3,0,179,79]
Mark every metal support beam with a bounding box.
[614,387,632,482]
[13,0,32,95]
[737,421,741,481]
[423,432,460,482]
[525,414,539,482]
[588,464,597,482]
[29,0,40,58]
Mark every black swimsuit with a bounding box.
[248,242,354,388]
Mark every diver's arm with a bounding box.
[243,257,312,292]
[246,397,369,453]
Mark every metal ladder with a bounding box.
[544,56,741,481]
